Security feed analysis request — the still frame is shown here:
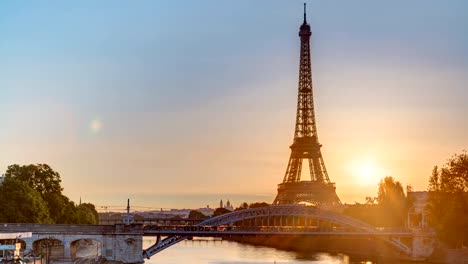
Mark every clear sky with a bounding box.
[1,1,467,211]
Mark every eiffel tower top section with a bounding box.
[299,3,311,39]
[294,3,317,141]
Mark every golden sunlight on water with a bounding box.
[143,237,357,264]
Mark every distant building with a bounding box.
[219,199,234,211]
[196,207,215,216]
[225,200,234,211]
[0,174,4,185]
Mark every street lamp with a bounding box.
[14,235,22,262]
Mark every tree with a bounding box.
[365,196,376,205]
[1,163,99,225]
[44,193,73,223]
[343,176,408,227]
[188,210,208,219]
[80,203,99,223]
[248,202,270,209]
[213,207,231,216]
[426,151,468,248]
[235,202,249,211]
[376,176,407,227]
[377,176,405,205]
[5,164,62,196]
[75,204,98,224]
[0,178,52,223]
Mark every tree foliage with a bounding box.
[235,202,269,211]
[0,178,52,223]
[344,176,408,227]
[5,164,62,196]
[75,204,98,224]
[426,151,468,248]
[0,164,98,224]
[377,176,407,226]
[248,202,270,209]
[235,202,249,211]
[213,207,232,216]
[188,210,209,219]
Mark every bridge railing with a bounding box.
[0,223,115,234]
[142,224,412,235]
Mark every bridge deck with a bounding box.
[142,230,413,236]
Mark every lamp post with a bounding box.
[15,235,22,260]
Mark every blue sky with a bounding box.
[1,1,467,210]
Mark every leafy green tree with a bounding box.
[5,164,62,196]
[80,203,99,223]
[1,163,99,224]
[44,193,73,223]
[75,204,98,224]
[426,151,468,248]
[0,178,52,223]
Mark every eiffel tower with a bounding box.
[273,4,342,207]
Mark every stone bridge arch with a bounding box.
[70,238,102,259]
[32,238,64,260]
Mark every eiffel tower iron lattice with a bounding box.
[273,4,342,207]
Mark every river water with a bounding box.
[142,237,372,264]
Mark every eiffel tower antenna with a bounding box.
[273,6,341,208]
[303,3,307,23]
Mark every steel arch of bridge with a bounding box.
[142,205,412,258]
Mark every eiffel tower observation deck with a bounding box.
[273,4,342,208]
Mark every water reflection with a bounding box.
[143,237,363,264]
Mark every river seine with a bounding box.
[142,237,388,264]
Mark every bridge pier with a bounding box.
[63,243,71,260]
[411,234,435,260]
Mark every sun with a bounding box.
[350,160,383,186]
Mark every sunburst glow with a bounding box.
[350,159,385,186]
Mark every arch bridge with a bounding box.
[142,205,435,260]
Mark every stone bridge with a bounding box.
[0,223,144,263]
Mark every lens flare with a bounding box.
[90,118,102,134]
